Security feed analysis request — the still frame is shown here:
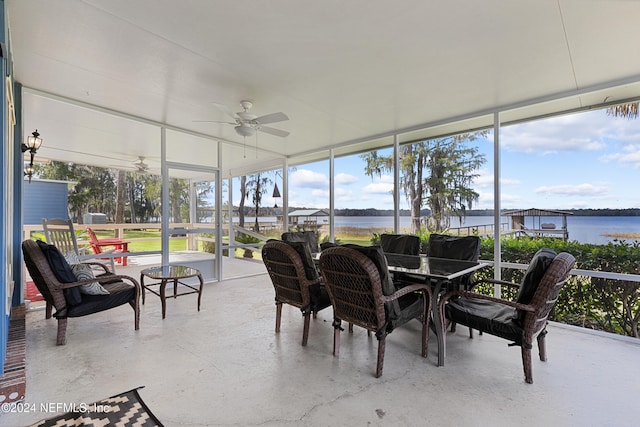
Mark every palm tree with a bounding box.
[607,102,639,119]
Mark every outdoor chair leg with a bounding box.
[302,313,311,346]
[537,330,548,362]
[56,318,68,346]
[45,302,52,319]
[333,319,342,356]
[522,346,534,384]
[275,302,282,333]
[375,338,386,378]
[130,300,140,331]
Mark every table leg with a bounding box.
[173,279,178,298]
[432,280,446,367]
[196,273,204,312]
[160,279,168,319]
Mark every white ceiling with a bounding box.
[7,0,640,178]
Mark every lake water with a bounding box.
[333,216,640,245]
[244,215,640,245]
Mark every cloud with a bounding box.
[500,111,609,154]
[362,174,394,195]
[534,183,608,197]
[290,169,328,189]
[475,169,521,188]
[363,182,394,194]
[335,173,358,185]
[600,144,640,168]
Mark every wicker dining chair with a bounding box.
[281,231,320,253]
[22,239,140,345]
[262,239,331,346]
[380,233,422,255]
[438,249,575,383]
[318,245,433,378]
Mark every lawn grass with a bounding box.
[90,227,379,255]
[91,229,185,252]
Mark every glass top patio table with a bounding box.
[384,253,489,367]
[385,254,487,281]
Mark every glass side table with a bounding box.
[140,265,204,319]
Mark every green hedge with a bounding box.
[478,237,640,338]
[373,232,640,338]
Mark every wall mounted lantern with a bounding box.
[22,129,42,183]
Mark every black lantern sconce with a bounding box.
[22,129,42,183]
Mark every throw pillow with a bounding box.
[63,251,80,266]
[70,263,110,295]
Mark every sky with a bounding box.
[236,108,640,211]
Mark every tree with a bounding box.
[607,102,639,119]
[35,161,117,223]
[361,133,486,233]
[424,136,486,231]
[246,172,271,232]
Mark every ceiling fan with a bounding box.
[196,100,290,138]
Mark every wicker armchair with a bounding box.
[318,245,432,378]
[262,240,331,346]
[438,249,575,383]
[22,239,140,345]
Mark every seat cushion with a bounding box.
[387,291,425,334]
[281,231,320,253]
[427,234,480,260]
[427,234,481,291]
[342,244,401,324]
[36,240,82,306]
[283,240,319,281]
[66,281,135,318]
[309,283,332,313]
[445,297,523,344]
[516,248,557,304]
[380,234,421,255]
[514,248,557,325]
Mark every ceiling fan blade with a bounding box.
[212,102,239,120]
[255,112,289,125]
[259,126,290,138]
[193,120,236,125]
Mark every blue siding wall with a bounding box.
[1,0,8,375]
[23,180,69,225]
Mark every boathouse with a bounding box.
[503,208,573,240]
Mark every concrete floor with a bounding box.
[5,257,640,426]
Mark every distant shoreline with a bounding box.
[274,208,640,217]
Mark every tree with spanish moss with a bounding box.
[361,132,486,233]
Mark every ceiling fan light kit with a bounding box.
[235,123,255,137]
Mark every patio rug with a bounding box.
[25,281,44,303]
[29,387,164,427]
